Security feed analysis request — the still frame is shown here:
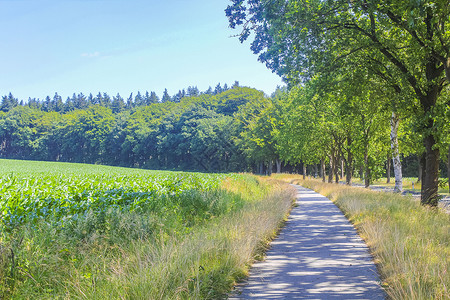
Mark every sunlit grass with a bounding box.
[352,177,450,196]
[276,175,450,300]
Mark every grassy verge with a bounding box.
[1,170,295,299]
[351,177,450,196]
[279,176,449,300]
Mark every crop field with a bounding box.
[0,159,236,232]
[0,159,295,299]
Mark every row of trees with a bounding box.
[226,0,450,206]
[1,81,447,196]
[1,82,239,113]
[0,87,267,172]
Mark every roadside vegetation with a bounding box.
[0,160,295,299]
[277,175,449,300]
[351,177,450,197]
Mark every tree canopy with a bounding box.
[226,0,450,205]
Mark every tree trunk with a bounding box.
[321,159,326,182]
[302,163,306,180]
[360,165,364,181]
[319,160,323,179]
[421,134,440,206]
[418,155,422,182]
[259,162,264,175]
[341,158,344,179]
[328,156,333,183]
[364,145,370,188]
[268,160,273,176]
[345,137,353,186]
[390,112,402,192]
[314,164,318,178]
[276,159,282,173]
[334,154,339,184]
[386,154,391,184]
[448,145,450,193]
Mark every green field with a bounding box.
[0,159,237,232]
[0,159,295,299]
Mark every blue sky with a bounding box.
[0,0,284,101]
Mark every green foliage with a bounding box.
[227,0,450,204]
[0,160,295,299]
[0,160,241,234]
[0,87,260,172]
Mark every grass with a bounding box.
[351,177,450,196]
[0,160,296,299]
[276,175,450,300]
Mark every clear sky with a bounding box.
[0,0,284,101]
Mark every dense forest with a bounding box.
[1,82,448,183]
[0,84,262,172]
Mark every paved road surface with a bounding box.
[230,185,385,299]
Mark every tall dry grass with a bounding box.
[285,177,449,300]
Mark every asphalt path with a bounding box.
[229,185,385,299]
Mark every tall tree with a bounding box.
[161,89,171,103]
[53,92,64,112]
[134,91,144,106]
[1,93,19,112]
[111,93,125,113]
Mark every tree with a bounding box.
[172,90,186,103]
[227,0,450,206]
[149,91,160,104]
[214,83,223,95]
[161,89,171,103]
[74,93,88,109]
[53,92,64,112]
[1,93,18,112]
[111,93,125,113]
[204,86,213,95]
[42,96,53,112]
[126,93,134,109]
[187,86,199,97]
[134,91,144,107]
[144,91,160,105]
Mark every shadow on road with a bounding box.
[230,186,385,300]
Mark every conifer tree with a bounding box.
[161,88,171,103]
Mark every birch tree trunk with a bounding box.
[386,154,391,184]
[390,112,403,193]
[448,145,450,193]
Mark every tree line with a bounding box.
[0,86,281,172]
[1,82,238,114]
[1,81,446,185]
